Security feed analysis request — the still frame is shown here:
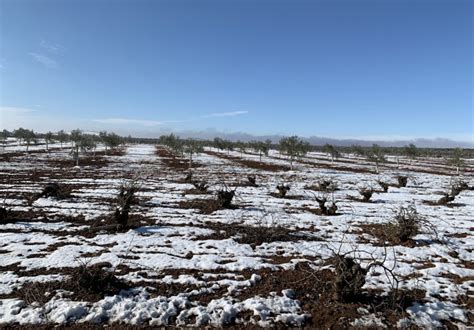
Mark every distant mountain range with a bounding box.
[129,129,473,148]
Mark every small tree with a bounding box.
[251,140,269,163]
[213,137,225,152]
[279,136,310,170]
[23,129,36,152]
[403,143,418,165]
[223,140,234,154]
[235,140,246,158]
[183,139,204,169]
[448,148,465,176]
[56,130,69,149]
[0,129,9,149]
[103,132,123,153]
[322,144,340,163]
[99,131,109,153]
[45,131,54,152]
[70,129,95,166]
[13,127,28,146]
[366,144,386,174]
[159,133,183,156]
[351,144,366,157]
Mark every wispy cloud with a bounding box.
[40,39,64,53]
[0,106,37,114]
[29,53,58,68]
[202,111,248,118]
[92,118,167,127]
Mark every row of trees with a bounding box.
[1,128,124,155]
[158,134,466,174]
[158,134,312,170]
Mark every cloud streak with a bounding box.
[201,111,248,118]
[29,53,58,68]
[0,106,37,114]
[40,40,63,53]
[92,118,171,127]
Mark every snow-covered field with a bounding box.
[0,143,473,328]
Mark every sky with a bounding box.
[0,0,472,142]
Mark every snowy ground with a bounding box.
[0,143,473,328]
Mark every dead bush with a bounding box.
[276,184,290,198]
[396,176,408,188]
[247,175,257,186]
[36,182,71,199]
[192,181,209,193]
[332,255,368,301]
[450,179,469,197]
[385,205,421,243]
[76,262,125,295]
[328,247,399,303]
[361,188,374,202]
[0,206,8,224]
[307,178,338,193]
[216,186,237,209]
[424,179,468,206]
[377,180,389,193]
[184,171,193,183]
[314,195,338,216]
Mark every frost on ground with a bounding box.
[0,143,473,328]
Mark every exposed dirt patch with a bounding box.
[155,146,203,170]
[204,150,290,172]
[195,222,321,247]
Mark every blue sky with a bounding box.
[0,0,472,141]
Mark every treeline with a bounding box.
[0,128,125,154]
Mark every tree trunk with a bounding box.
[396,157,399,169]
[189,153,193,169]
[290,157,293,170]
[375,162,379,174]
[259,153,262,163]
[456,165,460,176]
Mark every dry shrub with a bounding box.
[192,181,209,193]
[450,179,469,197]
[424,178,469,206]
[315,195,338,216]
[332,255,368,301]
[348,187,374,202]
[184,171,193,183]
[276,184,290,198]
[76,262,125,295]
[217,188,235,208]
[396,176,408,188]
[37,182,72,199]
[385,205,420,243]
[307,178,338,193]
[377,180,389,192]
[0,206,8,224]
[247,175,257,186]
